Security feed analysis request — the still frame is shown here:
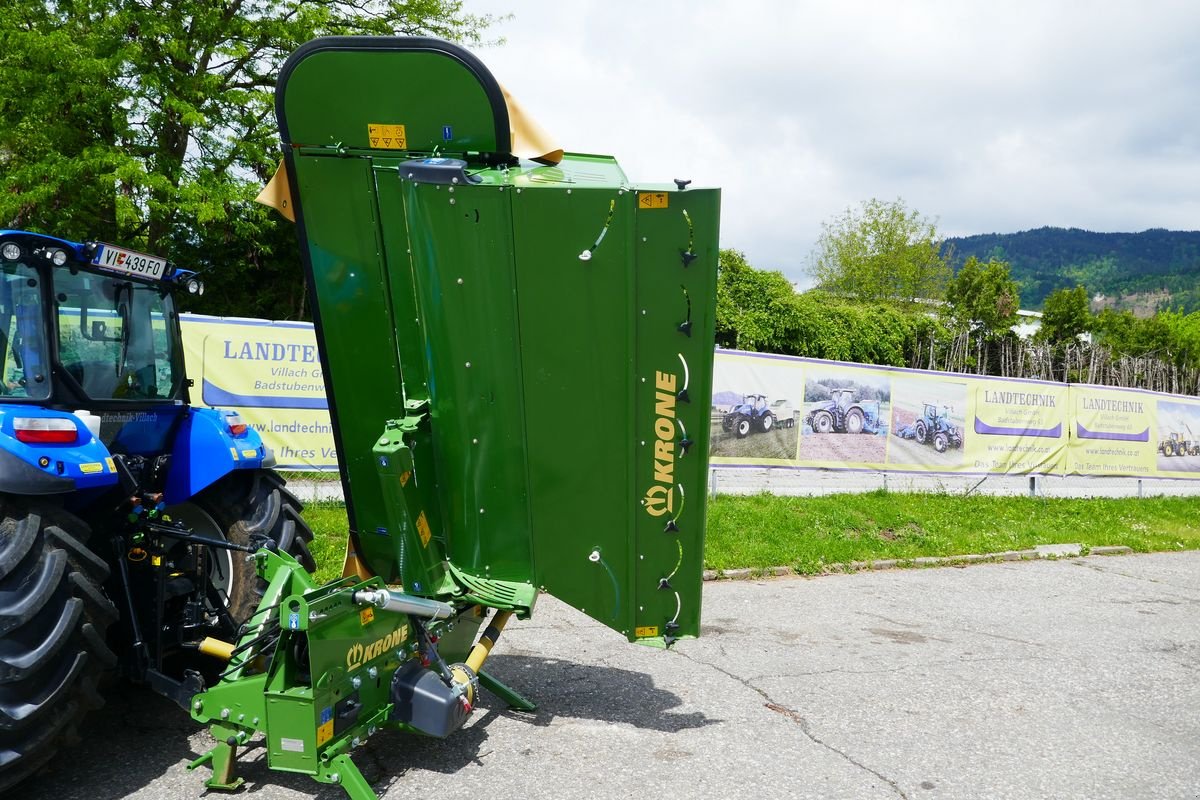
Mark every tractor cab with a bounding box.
[0,231,191,411]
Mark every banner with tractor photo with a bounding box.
[709,348,1200,479]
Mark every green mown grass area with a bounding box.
[297,492,1200,581]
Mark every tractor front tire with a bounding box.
[735,417,752,438]
[812,411,834,434]
[0,499,118,793]
[181,470,317,625]
[933,432,949,453]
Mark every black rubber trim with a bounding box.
[0,449,74,495]
[276,36,512,157]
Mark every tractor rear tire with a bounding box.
[760,413,774,433]
[181,470,317,626]
[914,420,928,444]
[846,409,864,435]
[0,499,118,794]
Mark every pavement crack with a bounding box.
[672,647,909,799]
[762,702,909,800]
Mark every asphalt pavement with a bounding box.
[23,552,1200,800]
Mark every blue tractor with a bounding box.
[0,231,314,790]
[896,402,963,452]
[804,388,882,435]
[722,393,777,438]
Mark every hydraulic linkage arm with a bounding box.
[189,548,530,799]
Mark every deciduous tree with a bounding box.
[808,198,951,304]
[0,0,500,319]
[944,255,1020,337]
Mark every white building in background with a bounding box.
[1013,309,1042,339]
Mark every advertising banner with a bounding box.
[1066,385,1155,477]
[709,350,1070,476]
[176,323,1200,481]
[179,315,338,470]
[707,348,1200,480]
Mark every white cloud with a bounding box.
[474,0,1200,283]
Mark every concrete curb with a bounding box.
[702,544,1135,581]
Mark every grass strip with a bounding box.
[297,490,1200,583]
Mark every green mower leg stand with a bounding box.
[479,669,537,712]
[315,752,376,800]
[187,725,246,791]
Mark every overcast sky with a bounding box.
[476,1,1200,286]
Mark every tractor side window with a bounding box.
[0,263,51,399]
[55,271,179,400]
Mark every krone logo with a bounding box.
[643,370,680,518]
[643,484,674,517]
[345,623,408,671]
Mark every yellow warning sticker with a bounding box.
[638,192,669,209]
[360,607,375,626]
[105,457,116,473]
[635,625,659,638]
[79,462,104,474]
[230,447,239,461]
[242,449,257,459]
[400,470,412,487]
[416,511,432,548]
[368,123,407,150]
[316,720,334,747]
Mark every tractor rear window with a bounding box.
[55,271,180,400]
[0,262,51,399]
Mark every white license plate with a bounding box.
[90,243,168,280]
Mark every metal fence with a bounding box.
[708,466,1200,499]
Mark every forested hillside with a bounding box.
[945,228,1200,313]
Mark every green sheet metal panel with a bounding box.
[510,185,637,636]
[280,38,507,156]
[631,187,721,644]
[288,155,409,578]
[397,179,534,583]
[276,37,719,643]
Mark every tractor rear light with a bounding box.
[13,417,78,444]
[226,413,248,436]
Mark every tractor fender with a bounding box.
[164,407,270,503]
[0,408,119,494]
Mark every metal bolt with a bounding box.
[566,189,572,194]
[369,725,377,736]
[220,708,230,719]
[465,361,471,368]
[193,700,203,711]
[479,508,485,514]
[330,773,341,784]
[450,198,456,205]
[449,185,456,191]
[457,277,463,284]
[368,666,378,679]
[352,737,361,748]
[378,437,388,445]
[472,438,478,444]
[238,713,245,721]
[252,718,259,725]
[351,676,362,690]
[640,440,645,446]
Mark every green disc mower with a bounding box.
[189,36,720,798]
